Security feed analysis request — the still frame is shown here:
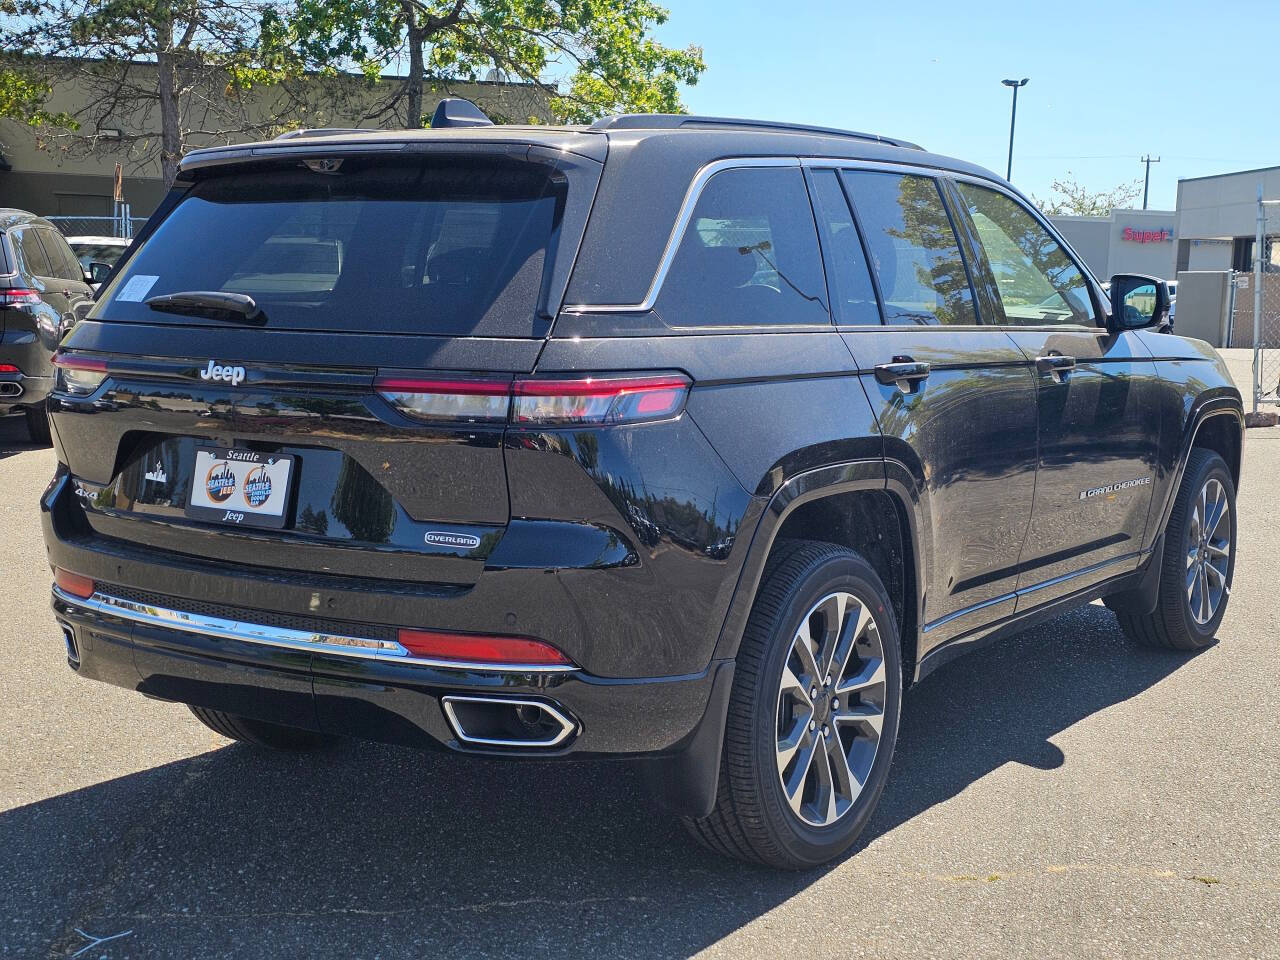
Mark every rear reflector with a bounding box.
[374,376,511,423]
[0,288,40,306]
[397,628,572,666]
[0,363,18,373]
[54,568,96,599]
[52,354,109,397]
[512,374,691,425]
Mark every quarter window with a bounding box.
[954,182,1096,327]
[657,166,829,327]
[809,169,881,326]
[841,171,977,326]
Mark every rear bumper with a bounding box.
[53,581,726,755]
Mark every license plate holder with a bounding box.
[185,446,295,529]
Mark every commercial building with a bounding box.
[0,61,550,225]
[1048,208,1177,281]
[1175,165,1280,273]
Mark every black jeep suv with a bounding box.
[1,210,95,443]
[43,105,1243,869]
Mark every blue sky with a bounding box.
[653,0,1274,211]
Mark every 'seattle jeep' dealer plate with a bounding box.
[185,447,294,529]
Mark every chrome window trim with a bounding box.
[561,154,1025,316]
[53,585,580,674]
[561,155,799,314]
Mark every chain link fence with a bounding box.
[44,215,147,239]
[1250,197,1280,415]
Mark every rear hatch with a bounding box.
[53,143,601,586]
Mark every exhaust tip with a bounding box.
[61,624,80,669]
[442,695,577,749]
[0,381,23,399]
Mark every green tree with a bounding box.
[1,0,301,186]
[0,56,76,130]
[1031,173,1143,217]
[282,0,705,128]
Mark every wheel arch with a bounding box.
[712,459,928,688]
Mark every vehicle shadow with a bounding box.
[0,413,40,459]
[5,603,1197,959]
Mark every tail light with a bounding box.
[512,374,691,425]
[0,364,18,374]
[54,567,96,599]
[397,628,572,666]
[374,372,691,426]
[52,354,109,397]
[0,288,40,306]
[374,376,511,423]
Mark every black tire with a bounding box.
[188,705,336,750]
[685,540,903,869]
[1114,449,1236,650]
[25,407,51,446]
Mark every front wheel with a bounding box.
[685,540,902,869]
[1115,449,1236,650]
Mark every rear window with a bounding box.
[96,158,565,336]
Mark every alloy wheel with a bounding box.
[775,591,887,828]
[1186,476,1231,625]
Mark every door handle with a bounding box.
[1035,354,1076,382]
[874,357,931,393]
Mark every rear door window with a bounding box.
[37,228,87,283]
[841,171,977,326]
[96,158,565,337]
[808,169,881,326]
[12,227,53,280]
[656,166,829,327]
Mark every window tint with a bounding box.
[841,171,976,326]
[99,158,563,336]
[955,182,1096,327]
[37,228,86,282]
[657,166,829,327]
[809,169,881,326]
[13,227,53,279]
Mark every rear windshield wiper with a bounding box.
[145,291,266,325]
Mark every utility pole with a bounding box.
[1002,78,1029,181]
[1140,155,1161,210]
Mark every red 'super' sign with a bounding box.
[1123,227,1172,243]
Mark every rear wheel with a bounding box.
[1115,449,1236,650]
[685,540,902,869]
[188,705,336,750]
[25,407,51,446]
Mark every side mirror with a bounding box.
[88,261,113,285]
[1108,274,1170,331]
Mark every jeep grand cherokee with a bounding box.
[43,102,1243,869]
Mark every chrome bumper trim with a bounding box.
[52,585,579,674]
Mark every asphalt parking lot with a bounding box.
[2,349,1278,960]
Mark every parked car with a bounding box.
[65,236,130,287]
[0,210,94,443]
[44,104,1243,869]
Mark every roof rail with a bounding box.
[589,114,922,150]
[273,127,376,141]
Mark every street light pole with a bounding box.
[1002,78,1029,181]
